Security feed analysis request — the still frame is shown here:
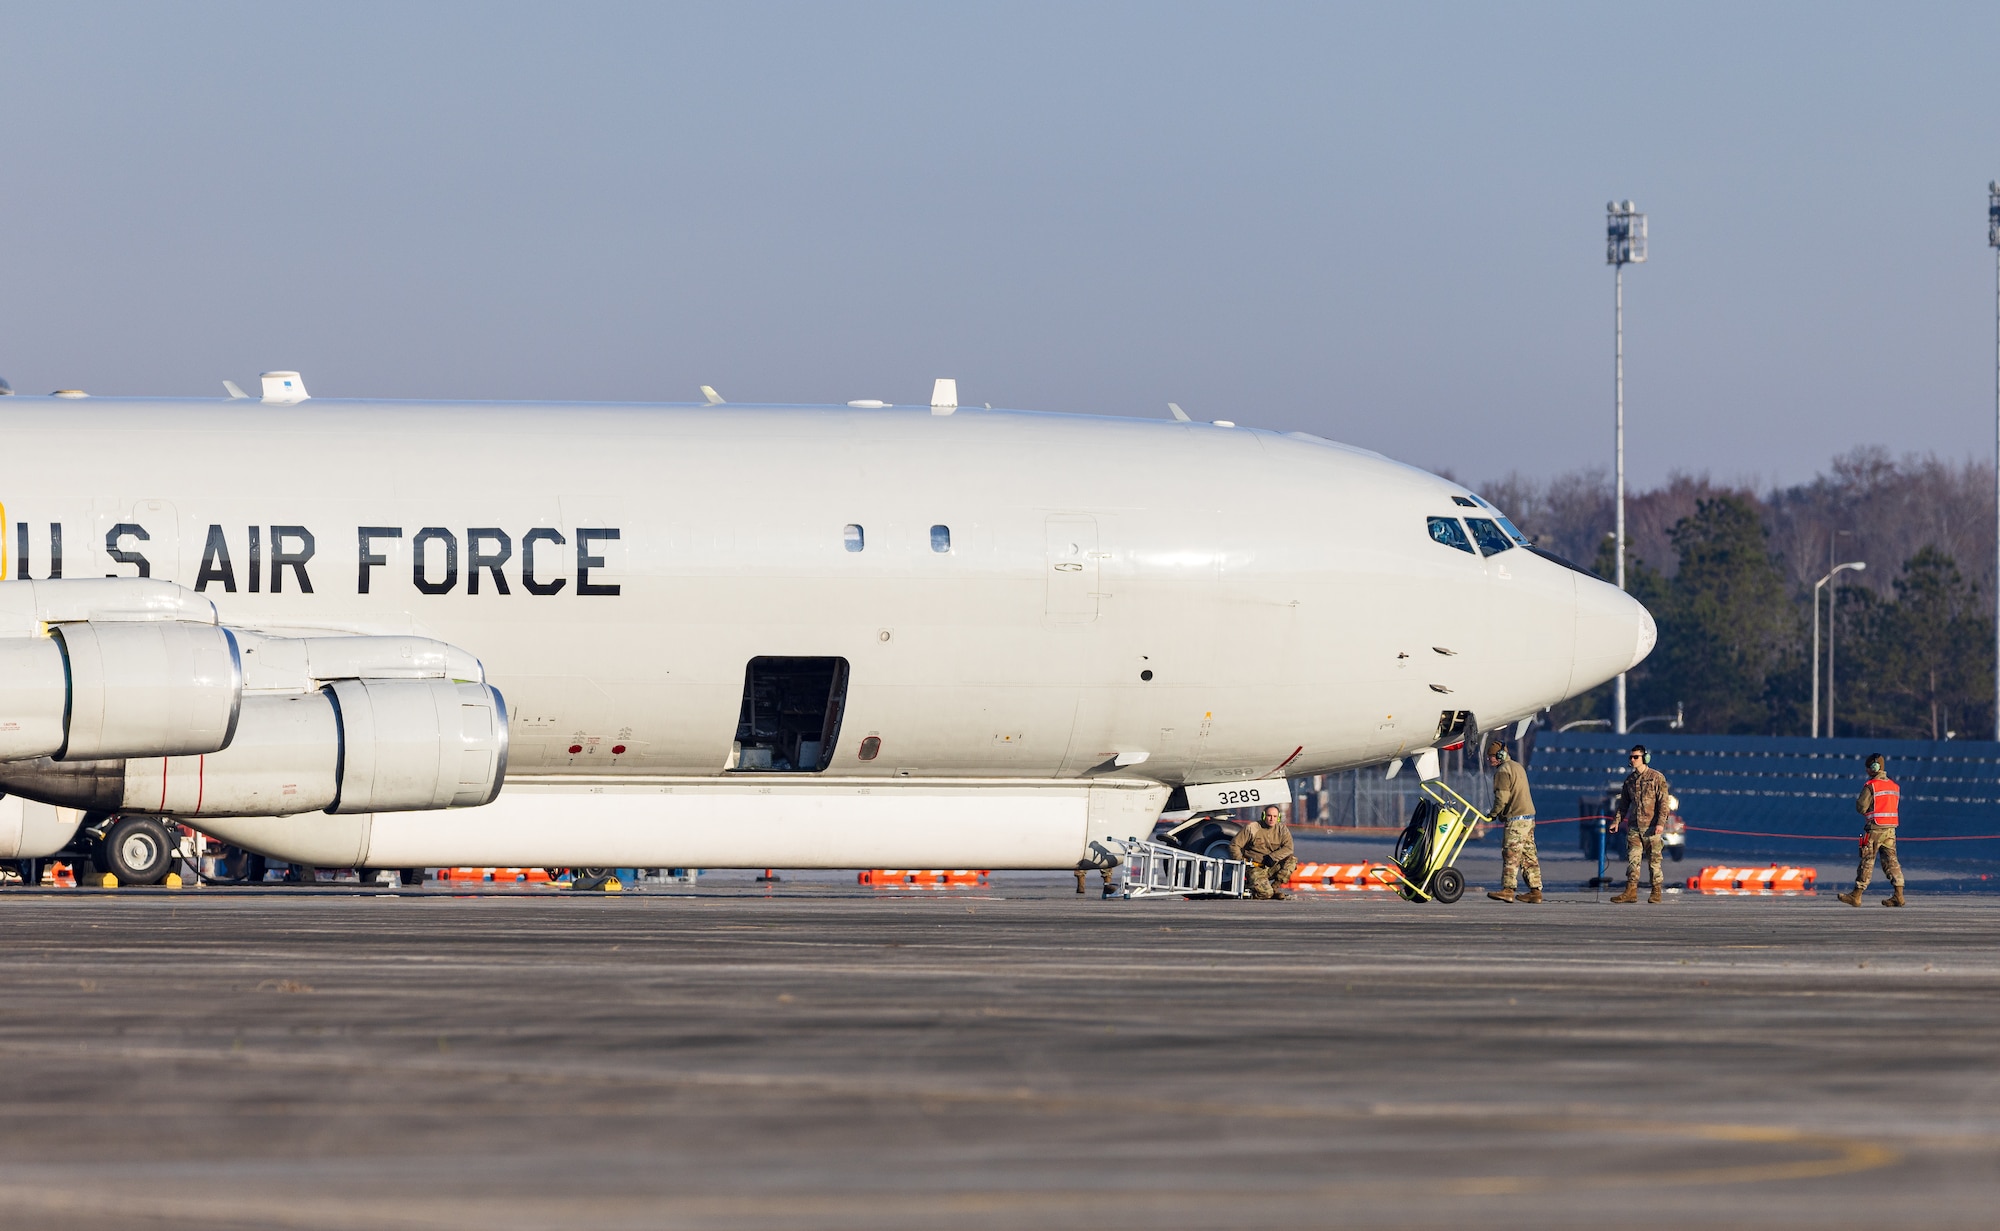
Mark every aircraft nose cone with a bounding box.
[1631,600,1657,671]
[1573,576,1656,692]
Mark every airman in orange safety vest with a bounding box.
[1838,753,1905,907]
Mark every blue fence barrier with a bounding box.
[1529,732,2000,863]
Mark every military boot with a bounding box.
[1882,885,1906,907]
[1648,883,1663,904]
[1837,888,1863,906]
[1609,879,1639,904]
[1487,887,1516,903]
[1517,888,1543,904]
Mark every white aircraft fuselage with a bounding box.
[0,396,1652,870]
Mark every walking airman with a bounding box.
[1484,738,1542,904]
[1610,744,1670,904]
[1838,753,1906,908]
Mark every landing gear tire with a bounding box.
[100,816,174,885]
[1201,839,1235,862]
[1668,845,1685,863]
[399,868,425,887]
[1432,867,1465,904]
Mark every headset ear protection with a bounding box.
[1866,754,1885,774]
[1630,745,1650,765]
[1488,740,1509,762]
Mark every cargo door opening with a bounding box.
[731,656,850,772]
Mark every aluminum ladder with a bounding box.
[1115,839,1249,899]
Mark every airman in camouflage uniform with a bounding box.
[1231,805,1297,900]
[1838,753,1906,908]
[1484,738,1542,903]
[1073,866,1114,896]
[1610,744,1669,904]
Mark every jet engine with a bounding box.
[0,579,508,819]
[0,580,241,762]
[1,679,507,817]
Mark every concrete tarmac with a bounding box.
[0,872,1995,1229]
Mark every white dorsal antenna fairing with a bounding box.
[260,372,308,404]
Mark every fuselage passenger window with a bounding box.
[1465,518,1514,557]
[1427,516,1476,554]
[843,524,865,552]
[930,524,951,553]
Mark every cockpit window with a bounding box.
[1427,517,1476,554]
[1451,495,1478,507]
[1465,518,1514,557]
[1466,495,1532,546]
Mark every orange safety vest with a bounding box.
[1869,776,1899,827]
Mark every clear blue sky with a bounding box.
[2,2,1997,488]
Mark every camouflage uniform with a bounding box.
[1073,867,1114,895]
[1851,780,1904,896]
[1491,758,1541,892]
[1230,817,1298,900]
[1616,765,1670,888]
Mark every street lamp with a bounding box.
[1814,560,1865,738]
[1989,182,1999,740]
[1607,200,1646,734]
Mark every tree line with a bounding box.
[1472,447,1997,740]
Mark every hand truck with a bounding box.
[1386,778,1489,904]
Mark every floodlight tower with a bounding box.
[1990,183,1999,741]
[1607,200,1646,735]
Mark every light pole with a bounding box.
[1813,560,1865,738]
[1607,200,1646,735]
[1989,182,1999,740]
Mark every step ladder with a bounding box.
[1115,839,1248,899]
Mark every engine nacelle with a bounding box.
[325,677,506,812]
[0,622,242,762]
[0,680,507,818]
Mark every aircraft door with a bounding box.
[1045,515,1099,624]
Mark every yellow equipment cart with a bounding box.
[1388,779,1489,904]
